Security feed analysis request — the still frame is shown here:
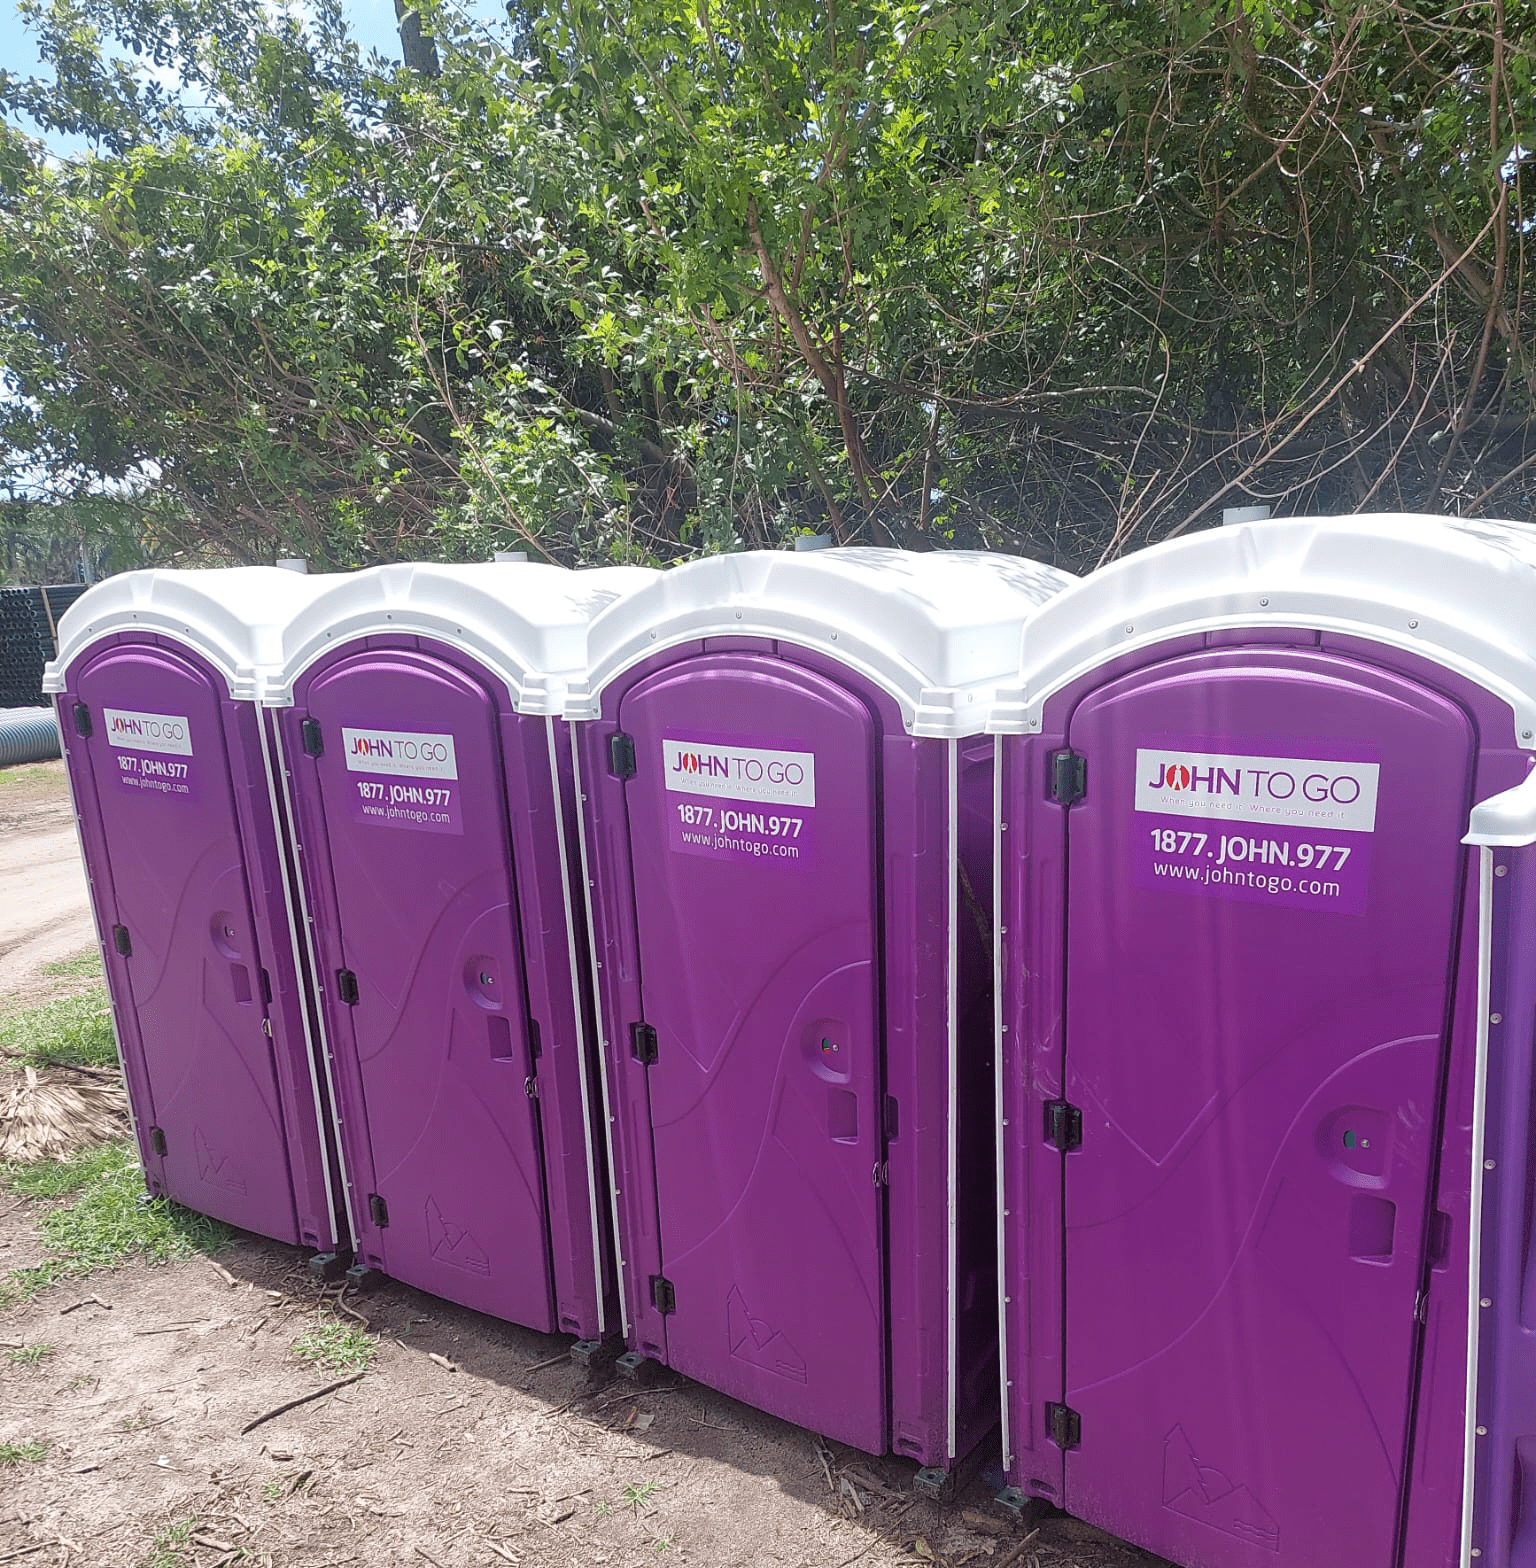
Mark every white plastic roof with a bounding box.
[575,547,1074,737]
[991,514,1536,754]
[267,560,658,713]
[44,567,334,701]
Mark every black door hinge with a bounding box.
[336,968,360,1006]
[630,1021,659,1065]
[1050,749,1087,805]
[608,730,637,779]
[72,701,92,737]
[650,1275,676,1315]
[300,717,324,757]
[112,924,132,957]
[1044,1099,1083,1153]
[1047,1402,1081,1450]
[148,1126,167,1157]
[368,1193,390,1228]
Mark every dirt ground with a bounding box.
[0,761,96,1006]
[0,760,1165,1568]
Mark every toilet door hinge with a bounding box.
[368,1193,389,1228]
[336,969,359,1006]
[1050,749,1087,805]
[1047,1402,1081,1450]
[609,730,637,780]
[148,1126,167,1157]
[650,1275,676,1315]
[1044,1098,1083,1153]
[630,1021,658,1065]
[72,702,92,737]
[300,717,324,757]
[112,924,132,957]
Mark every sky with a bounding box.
[0,0,504,158]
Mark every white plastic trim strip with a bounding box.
[256,712,339,1244]
[946,739,960,1461]
[1460,846,1495,1568]
[569,726,631,1341]
[270,719,359,1248]
[546,718,608,1338]
[993,744,1012,1472]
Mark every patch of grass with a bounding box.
[0,1438,49,1465]
[261,1480,283,1504]
[0,761,59,792]
[4,1139,229,1299]
[291,1318,377,1376]
[0,987,117,1070]
[6,1343,53,1366]
[623,1480,659,1511]
[143,1518,195,1568]
[42,951,103,980]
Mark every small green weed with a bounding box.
[651,1535,673,1554]
[143,1517,195,1568]
[5,1344,53,1366]
[593,1500,612,1518]
[42,951,103,980]
[5,1140,229,1299]
[0,1438,49,1465]
[623,1480,658,1512]
[291,1318,377,1375]
[0,988,117,1069]
[261,1479,283,1503]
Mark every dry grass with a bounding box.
[0,1065,128,1162]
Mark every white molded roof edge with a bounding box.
[1466,772,1536,846]
[267,561,658,713]
[44,567,334,701]
[992,513,1536,747]
[575,547,1074,737]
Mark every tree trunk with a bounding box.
[393,0,440,77]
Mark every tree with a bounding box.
[1,0,1532,573]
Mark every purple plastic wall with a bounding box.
[277,634,614,1339]
[575,636,997,1468]
[998,626,1532,1568]
[55,634,339,1250]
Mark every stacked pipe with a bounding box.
[0,585,88,708]
[0,707,61,766]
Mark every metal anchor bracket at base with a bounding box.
[912,1466,955,1501]
[614,1350,661,1385]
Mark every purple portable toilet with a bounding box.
[570,548,1072,1471]
[991,514,1536,1568]
[43,568,344,1254]
[266,561,654,1340]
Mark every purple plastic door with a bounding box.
[618,655,886,1451]
[1060,650,1472,1568]
[75,645,297,1238]
[299,650,552,1327]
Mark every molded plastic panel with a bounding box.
[616,655,886,1452]
[74,644,298,1239]
[1061,651,1474,1568]
[294,649,553,1328]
